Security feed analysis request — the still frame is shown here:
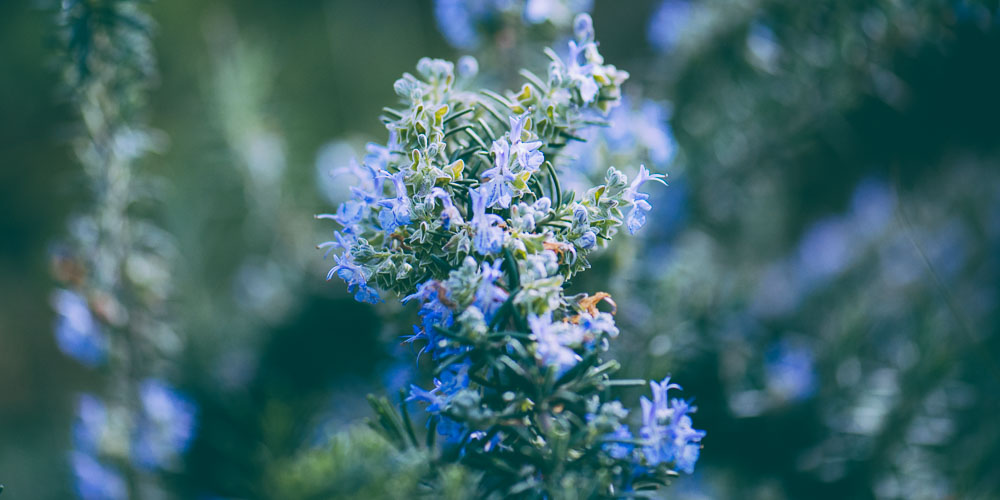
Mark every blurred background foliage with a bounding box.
[1,0,999,498]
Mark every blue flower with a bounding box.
[481,138,517,209]
[474,259,509,322]
[528,312,581,374]
[323,157,386,234]
[624,165,667,235]
[363,141,390,171]
[578,310,618,339]
[604,425,634,460]
[325,238,380,304]
[429,187,464,230]
[407,361,471,441]
[435,415,467,443]
[639,377,705,474]
[508,114,544,172]
[133,379,197,470]
[481,114,545,209]
[403,279,455,359]
[71,452,127,500]
[52,289,108,367]
[378,171,413,233]
[566,36,600,104]
[470,187,505,255]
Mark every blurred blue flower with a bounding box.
[605,99,677,167]
[603,425,634,460]
[408,362,470,414]
[795,216,855,286]
[765,340,817,402]
[648,0,693,53]
[71,452,127,500]
[52,289,108,367]
[320,152,387,236]
[72,394,106,456]
[434,0,498,50]
[849,177,895,238]
[133,379,197,470]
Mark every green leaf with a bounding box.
[480,89,515,110]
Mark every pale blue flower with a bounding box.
[567,39,599,104]
[508,114,544,172]
[624,165,667,235]
[578,310,618,338]
[363,141,390,171]
[324,157,386,234]
[378,171,413,233]
[849,177,895,236]
[639,377,705,474]
[471,187,505,255]
[429,187,464,230]
[325,243,380,305]
[529,312,581,374]
[482,114,544,209]
[795,216,854,285]
[604,99,676,167]
[481,139,516,209]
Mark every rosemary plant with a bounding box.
[318,13,703,498]
[52,1,194,498]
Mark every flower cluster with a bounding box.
[319,14,702,496]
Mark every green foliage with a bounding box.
[268,425,480,500]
